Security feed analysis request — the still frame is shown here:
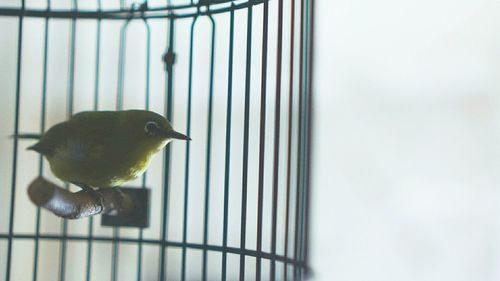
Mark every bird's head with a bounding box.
[131,110,191,143]
[121,110,190,158]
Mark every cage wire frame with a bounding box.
[0,0,313,280]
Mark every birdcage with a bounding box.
[0,0,313,280]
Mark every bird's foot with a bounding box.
[72,183,104,207]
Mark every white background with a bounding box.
[312,0,500,280]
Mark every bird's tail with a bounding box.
[10,133,42,140]
[10,134,45,152]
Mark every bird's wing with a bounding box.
[34,112,115,161]
[67,112,119,162]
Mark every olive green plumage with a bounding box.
[27,110,190,188]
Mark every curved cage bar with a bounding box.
[0,0,313,280]
[0,0,268,19]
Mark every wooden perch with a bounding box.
[27,176,134,219]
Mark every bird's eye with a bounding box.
[144,121,158,136]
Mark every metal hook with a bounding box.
[140,2,148,18]
[128,1,148,19]
[197,0,211,16]
[162,49,176,72]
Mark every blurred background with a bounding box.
[312,0,500,281]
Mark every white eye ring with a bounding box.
[144,121,158,136]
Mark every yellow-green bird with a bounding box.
[20,110,190,190]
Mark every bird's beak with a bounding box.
[160,129,191,141]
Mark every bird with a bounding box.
[16,110,190,191]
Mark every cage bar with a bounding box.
[5,0,25,280]
[160,15,175,281]
[32,1,50,280]
[221,6,235,281]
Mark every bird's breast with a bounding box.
[46,137,166,188]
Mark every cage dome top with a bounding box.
[0,0,266,20]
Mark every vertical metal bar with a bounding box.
[112,15,130,281]
[137,15,151,281]
[202,13,216,281]
[110,130,120,270]
[304,0,315,277]
[160,16,175,281]
[284,0,296,280]
[297,0,311,277]
[239,4,253,280]
[59,1,77,279]
[293,72,302,280]
[301,0,313,276]
[270,0,284,279]
[181,15,198,281]
[32,1,51,280]
[5,1,25,280]
[221,6,235,281]
[255,0,269,280]
[112,18,130,281]
[294,0,305,278]
[143,22,151,111]
[298,5,308,278]
[66,1,77,116]
[116,20,129,110]
[86,1,101,280]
